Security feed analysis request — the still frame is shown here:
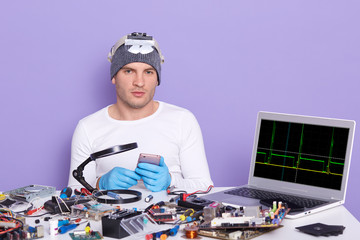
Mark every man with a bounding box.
[68,32,213,192]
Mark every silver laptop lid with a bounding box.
[248,111,355,202]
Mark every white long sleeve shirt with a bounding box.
[68,101,213,191]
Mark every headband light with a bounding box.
[107,32,165,64]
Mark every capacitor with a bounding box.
[145,195,153,203]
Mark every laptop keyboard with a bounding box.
[224,187,328,208]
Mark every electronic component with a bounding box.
[198,229,267,240]
[211,216,254,227]
[0,210,25,239]
[204,202,221,222]
[69,231,103,240]
[102,210,162,239]
[44,196,91,214]
[0,199,16,208]
[49,219,58,236]
[3,185,56,202]
[243,206,262,218]
[198,201,290,240]
[0,221,16,228]
[178,196,214,211]
[22,225,44,239]
[102,209,143,239]
[184,223,199,239]
[145,195,153,203]
[71,201,118,221]
[148,208,176,222]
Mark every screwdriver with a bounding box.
[58,223,79,234]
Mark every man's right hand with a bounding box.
[98,167,141,190]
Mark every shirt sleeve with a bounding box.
[169,111,214,190]
[67,121,97,190]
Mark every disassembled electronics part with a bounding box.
[178,195,214,211]
[148,208,177,222]
[43,196,92,214]
[71,201,119,221]
[69,231,103,240]
[3,185,56,202]
[102,209,162,239]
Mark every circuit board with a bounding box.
[198,226,283,240]
[69,231,103,240]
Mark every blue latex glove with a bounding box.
[99,167,141,190]
[135,156,171,192]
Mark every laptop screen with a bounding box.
[249,112,355,200]
[254,119,349,190]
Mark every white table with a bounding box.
[20,187,360,239]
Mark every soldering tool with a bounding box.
[145,201,165,213]
[58,219,70,227]
[185,210,204,222]
[144,203,154,213]
[58,223,79,234]
[60,187,72,199]
[180,209,195,221]
[160,225,180,239]
[166,185,175,194]
[107,191,123,200]
[169,195,180,203]
[169,225,180,236]
[145,225,179,240]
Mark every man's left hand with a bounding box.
[135,156,171,192]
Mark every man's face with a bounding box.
[112,62,158,109]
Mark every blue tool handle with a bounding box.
[58,224,78,234]
[170,225,179,236]
[60,187,72,199]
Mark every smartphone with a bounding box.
[137,153,161,166]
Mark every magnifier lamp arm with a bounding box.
[72,143,138,193]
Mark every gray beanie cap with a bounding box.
[109,33,164,85]
[110,45,161,84]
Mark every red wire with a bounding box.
[183,185,214,199]
[0,217,22,235]
[26,206,44,215]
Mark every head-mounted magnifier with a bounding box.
[72,142,138,192]
[107,32,165,64]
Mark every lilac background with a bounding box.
[1,1,359,220]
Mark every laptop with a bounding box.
[203,111,356,218]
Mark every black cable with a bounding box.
[93,189,142,204]
[167,190,187,196]
[11,202,33,214]
[15,212,51,218]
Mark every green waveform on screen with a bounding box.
[256,122,344,176]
